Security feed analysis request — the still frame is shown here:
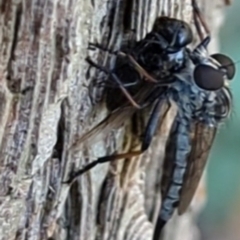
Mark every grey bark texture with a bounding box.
[0,0,232,240]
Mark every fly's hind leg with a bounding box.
[63,98,169,185]
[63,150,143,184]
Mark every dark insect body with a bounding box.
[65,7,235,240]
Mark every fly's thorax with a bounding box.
[165,56,231,128]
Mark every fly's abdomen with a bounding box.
[153,118,191,238]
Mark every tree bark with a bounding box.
[0,0,231,240]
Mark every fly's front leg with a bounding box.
[192,0,210,41]
[63,98,169,184]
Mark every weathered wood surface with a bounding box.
[0,0,231,240]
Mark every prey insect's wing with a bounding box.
[70,84,159,151]
[178,122,217,214]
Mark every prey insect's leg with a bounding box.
[95,73,139,88]
[88,42,158,83]
[192,0,210,40]
[63,98,170,185]
[86,57,142,109]
[97,80,139,89]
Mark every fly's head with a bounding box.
[190,36,235,91]
[135,17,193,78]
[190,36,235,123]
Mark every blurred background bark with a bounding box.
[199,1,240,239]
[0,0,233,240]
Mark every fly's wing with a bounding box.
[70,106,136,151]
[178,123,217,214]
[145,100,178,223]
[70,84,159,151]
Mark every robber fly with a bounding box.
[65,5,235,240]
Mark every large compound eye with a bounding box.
[194,64,224,90]
[211,53,235,79]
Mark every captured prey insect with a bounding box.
[65,15,235,240]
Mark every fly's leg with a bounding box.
[88,42,158,83]
[63,150,142,184]
[63,98,169,184]
[192,0,210,41]
[86,57,142,109]
[191,0,212,53]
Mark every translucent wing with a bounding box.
[70,84,160,151]
[178,122,217,214]
[70,107,136,150]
